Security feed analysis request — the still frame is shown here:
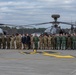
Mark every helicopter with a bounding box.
[0,26,7,35]
[0,14,76,35]
[0,28,3,34]
[17,14,76,34]
[44,14,76,34]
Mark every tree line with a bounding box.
[1,26,46,34]
[1,26,76,35]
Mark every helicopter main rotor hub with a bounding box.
[51,14,60,22]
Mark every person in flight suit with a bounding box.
[55,34,61,50]
[51,34,56,50]
[33,34,39,50]
[61,33,67,50]
[39,34,44,50]
[71,33,76,50]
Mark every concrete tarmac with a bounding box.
[0,49,76,75]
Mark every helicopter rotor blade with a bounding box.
[58,21,76,26]
[20,22,52,26]
[0,21,76,28]
[0,22,51,27]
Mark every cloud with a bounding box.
[0,1,28,6]
[0,0,76,28]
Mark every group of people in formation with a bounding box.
[0,33,76,50]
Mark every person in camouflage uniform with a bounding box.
[6,35,11,49]
[43,34,48,49]
[47,34,52,50]
[11,34,15,49]
[2,35,7,49]
[15,33,22,49]
[19,34,22,49]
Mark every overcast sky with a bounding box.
[0,0,76,28]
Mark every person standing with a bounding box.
[43,34,48,49]
[67,34,72,50]
[39,35,43,50]
[51,34,56,50]
[61,33,67,50]
[18,34,22,49]
[30,34,34,49]
[71,33,76,50]
[33,34,39,50]
[2,35,7,49]
[21,34,26,49]
[26,34,31,50]
[6,35,11,49]
[55,34,61,50]
[15,33,21,49]
[10,34,15,49]
[0,36,2,49]
[47,34,52,50]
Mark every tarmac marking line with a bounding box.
[19,51,75,59]
[43,53,75,58]
[19,51,60,55]
[19,51,26,54]
[0,52,75,60]
[55,55,74,58]
[19,51,42,55]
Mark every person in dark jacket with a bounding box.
[67,34,72,50]
[26,34,31,49]
[21,34,26,49]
